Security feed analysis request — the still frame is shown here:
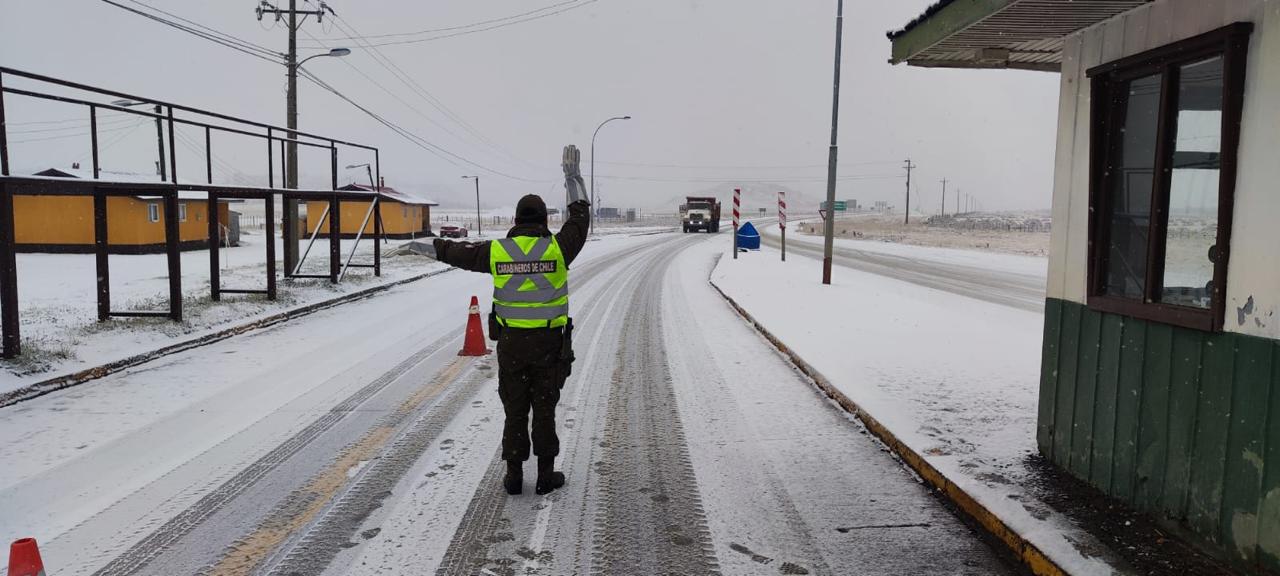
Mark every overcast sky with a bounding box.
[0,0,1061,213]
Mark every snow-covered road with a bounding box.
[0,231,1018,575]
[759,222,1046,312]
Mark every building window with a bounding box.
[178,203,188,223]
[1086,23,1251,331]
[148,203,160,223]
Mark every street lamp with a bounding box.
[345,163,375,190]
[111,99,167,181]
[283,46,351,275]
[590,115,631,235]
[298,47,351,68]
[462,176,481,237]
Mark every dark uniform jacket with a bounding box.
[434,200,591,274]
[434,200,591,380]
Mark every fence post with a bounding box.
[164,191,183,321]
[266,193,277,299]
[0,182,18,358]
[208,192,220,301]
[94,191,109,321]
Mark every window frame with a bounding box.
[148,202,160,223]
[178,203,188,223]
[1085,23,1252,332]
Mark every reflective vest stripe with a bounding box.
[491,235,569,329]
[493,284,569,302]
[498,237,552,262]
[494,302,569,320]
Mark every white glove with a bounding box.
[563,145,589,205]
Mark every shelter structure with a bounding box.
[0,66,384,359]
[308,182,437,238]
[890,0,1280,571]
[21,167,238,253]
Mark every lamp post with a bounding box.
[283,46,350,275]
[345,162,375,190]
[111,99,166,181]
[590,115,630,235]
[462,176,481,236]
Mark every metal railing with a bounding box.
[0,66,386,359]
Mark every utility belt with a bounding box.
[490,311,576,383]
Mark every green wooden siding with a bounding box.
[1040,298,1280,573]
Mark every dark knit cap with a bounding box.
[515,194,548,225]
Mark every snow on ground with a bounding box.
[1,231,447,394]
[1,221,677,395]
[766,218,1048,278]
[0,232,662,572]
[710,241,1123,574]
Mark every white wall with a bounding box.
[1047,0,1280,339]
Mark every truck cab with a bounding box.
[681,196,721,233]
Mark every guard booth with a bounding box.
[891,0,1279,572]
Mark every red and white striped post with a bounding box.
[778,191,786,262]
[732,188,741,260]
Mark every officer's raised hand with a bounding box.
[563,144,589,206]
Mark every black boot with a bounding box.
[503,461,523,495]
[535,456,565,495]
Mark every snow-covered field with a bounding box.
[711,239,1126,574]
[794,213,1052,257]
[1,232,446,394]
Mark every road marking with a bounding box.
[209,355,473,576]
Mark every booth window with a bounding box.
[1086,24,1251,331]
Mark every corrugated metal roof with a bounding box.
[889,0,1150,72]
[33,167,237,201]
[339,182,439,206]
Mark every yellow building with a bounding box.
[20,168,235,254]
[305,182,437,239]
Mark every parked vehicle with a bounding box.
[681,196,721,233]
[439,225,469,238]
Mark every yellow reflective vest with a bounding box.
[490,236,569,329]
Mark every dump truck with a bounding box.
[681,196,721,233]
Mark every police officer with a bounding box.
[433,145,589,495]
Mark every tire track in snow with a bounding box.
[431,238,666,576]
[590,237,721,576]
[91,328,464,576]
[258,360,496,576]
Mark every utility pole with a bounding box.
[257,0,328,276]
[903,158,915,225]
[821,0,844,286]
[956,188,961,215]
[940,178,948,217]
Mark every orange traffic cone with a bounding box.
[459,296,491,356]
[8,538,46,576]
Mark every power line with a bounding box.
[11,119,146,144]
[8,115,137,136]
[299,0,598,48]
[315,0,587,40]
[299,26,529,172]
[121,0,281,58]
[311,5,540,170]
[100,0,283,65]
[297,69,553,183]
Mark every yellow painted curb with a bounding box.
[708,277,1070,576]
